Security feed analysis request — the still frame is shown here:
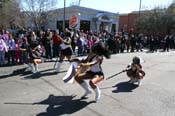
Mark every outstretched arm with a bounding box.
[58,35,71,45]
[80,56,103,67]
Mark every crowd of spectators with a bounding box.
[0,28,175,66]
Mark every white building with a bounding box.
[46,5,119,33]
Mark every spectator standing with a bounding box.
[55,31,72,73]
[0,35,8,66]
[7,34,15,64]
[44,29,52,60]
[52,30,62,58]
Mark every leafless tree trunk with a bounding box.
[0,0,26,29]
[19,0,58,30]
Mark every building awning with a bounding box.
[94,13,112,22]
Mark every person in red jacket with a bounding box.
[52,30,62,58]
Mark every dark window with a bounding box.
[112,24,116,33]
[57,21,63,31]
[101,15,110,20]
[80,20,90,32]
[57,20,69,32]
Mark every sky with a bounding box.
[57,0,174,14]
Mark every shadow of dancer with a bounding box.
[22,70,67,79]
[0,67,27,79]
[36,94,96,116]
[112,81,139,93]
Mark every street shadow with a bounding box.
[4,94,95,115]
[36,95,95,116]
[4,94,76,106]
[34,94,77,105]
[22,70,67,79]
[112,81,138,93]
[0,68,55,79]
[34,94,96,116]
[0,68,27,79]
[20,68,54,76]
[4,94,74,106]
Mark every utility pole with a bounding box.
[63,0,66,31]
[79,0,81,6]
[139,0,142,17]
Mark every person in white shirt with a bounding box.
[55,31,73,73]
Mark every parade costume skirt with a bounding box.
[61,47,72,56]
[86,71,104,77]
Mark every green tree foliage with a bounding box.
[136,2,175,35]
[162,3,175,34]
[136,8,164,35]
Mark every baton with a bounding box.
[106,69,126,80]
[53,58,80,69]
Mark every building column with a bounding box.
[115,22,119,32]
[104,23,108,31]
[108,22,112,33]
[96,21,100,32]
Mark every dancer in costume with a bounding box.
[126,56,145,85]
[20,37,32,71]
[74,42,110,102]
[55,31,72,73]
[31,43,43,73]
[22,41,43,73]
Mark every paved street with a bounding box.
[0,50,175,116]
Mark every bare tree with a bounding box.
[19,0,58,30]
[0,0,24,29]
[70,0,83,6]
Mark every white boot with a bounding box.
[128,78,136,84]
[33,64,38,73]
[137,79,143,86]
[26,63,33,72]
[55,62,62,73]
[80,82,92,98]
[94,87,101,102]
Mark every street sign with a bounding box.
[69,15,78,29]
